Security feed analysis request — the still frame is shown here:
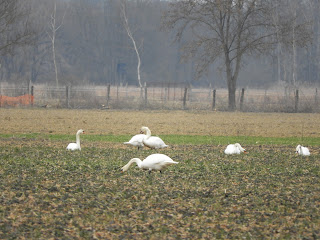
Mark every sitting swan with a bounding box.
[224,143,246,155]
[140,126,168,149]
[296,145,310,156]
[66,129,84,151]
[124,134,145,150]
[121,153,178,174]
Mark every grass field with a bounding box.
[0,109,319,239]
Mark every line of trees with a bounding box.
[0,0,319,110]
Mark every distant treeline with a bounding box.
[1,0,319,89]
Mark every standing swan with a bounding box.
[123,134,145,150]
[121,153,178,174]
[224,143,246,155]
[66,129,84,151]
[296,145,310,156]
[140,126,168,149]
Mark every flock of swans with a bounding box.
[66,126,311,173]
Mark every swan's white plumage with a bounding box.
[121,154,178,173]
[140,126,168,149]
[66,129,84,151]
[224,143,246,155]
[124,134,145,149]
[296,145,310,156]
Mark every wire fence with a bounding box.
[0,83,319,112]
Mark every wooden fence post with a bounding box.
[106,84,111,108]
[144,82,148,107]
[117,85,119,100]
[212,89,216,111]
[295,89,299,113]
[240,88,245,111]
[164,87,168,103]
[183,87,188,109]
[315,88,318,105]
[31,86,34,106]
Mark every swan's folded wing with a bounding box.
[67,143,78,150]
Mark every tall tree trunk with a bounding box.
[225,57,236,111]
[277,42,282,84]
[52,2,59,88]
[227,77,236,111]
[292,8,297,86]
[47,1,66,88]
[120,1,143,88]
[311,0,319,83]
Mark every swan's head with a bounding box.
[296,145,301,153]
[121,158,141,172]
[120,164,128,172]
[77,129,85,134]
[140,126,149,134]
[235,143,246,153]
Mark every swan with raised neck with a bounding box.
[140,126,168,149]
[66,129,84,151]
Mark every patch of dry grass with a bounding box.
[0,109,319,138]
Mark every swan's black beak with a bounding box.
[140,131,144,134]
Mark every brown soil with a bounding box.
[0,108,319,137]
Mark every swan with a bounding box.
[124,134,145,150]
[296,145,310,156]
[66,129,84,151]
[224,143,246,155]
[121,153,178,174]
[140,126,168,149]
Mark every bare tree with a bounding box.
[120,0,143,88]
[0,0,34,55]
[162,0,312,110]
[47,1,66,87]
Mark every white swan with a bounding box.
[66,129,84,151]
[121,153,178,173]
[224,143,246,155]
[140,126,168,149]
[296,145,310,156]
[124,134,145,150]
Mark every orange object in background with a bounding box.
[0,94,34,107]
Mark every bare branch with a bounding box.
[120,0,143,88]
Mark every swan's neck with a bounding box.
[76,133,81,147]
[122,158,142,172]
[145,128,151,139]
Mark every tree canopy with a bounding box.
[162,0,312,110]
